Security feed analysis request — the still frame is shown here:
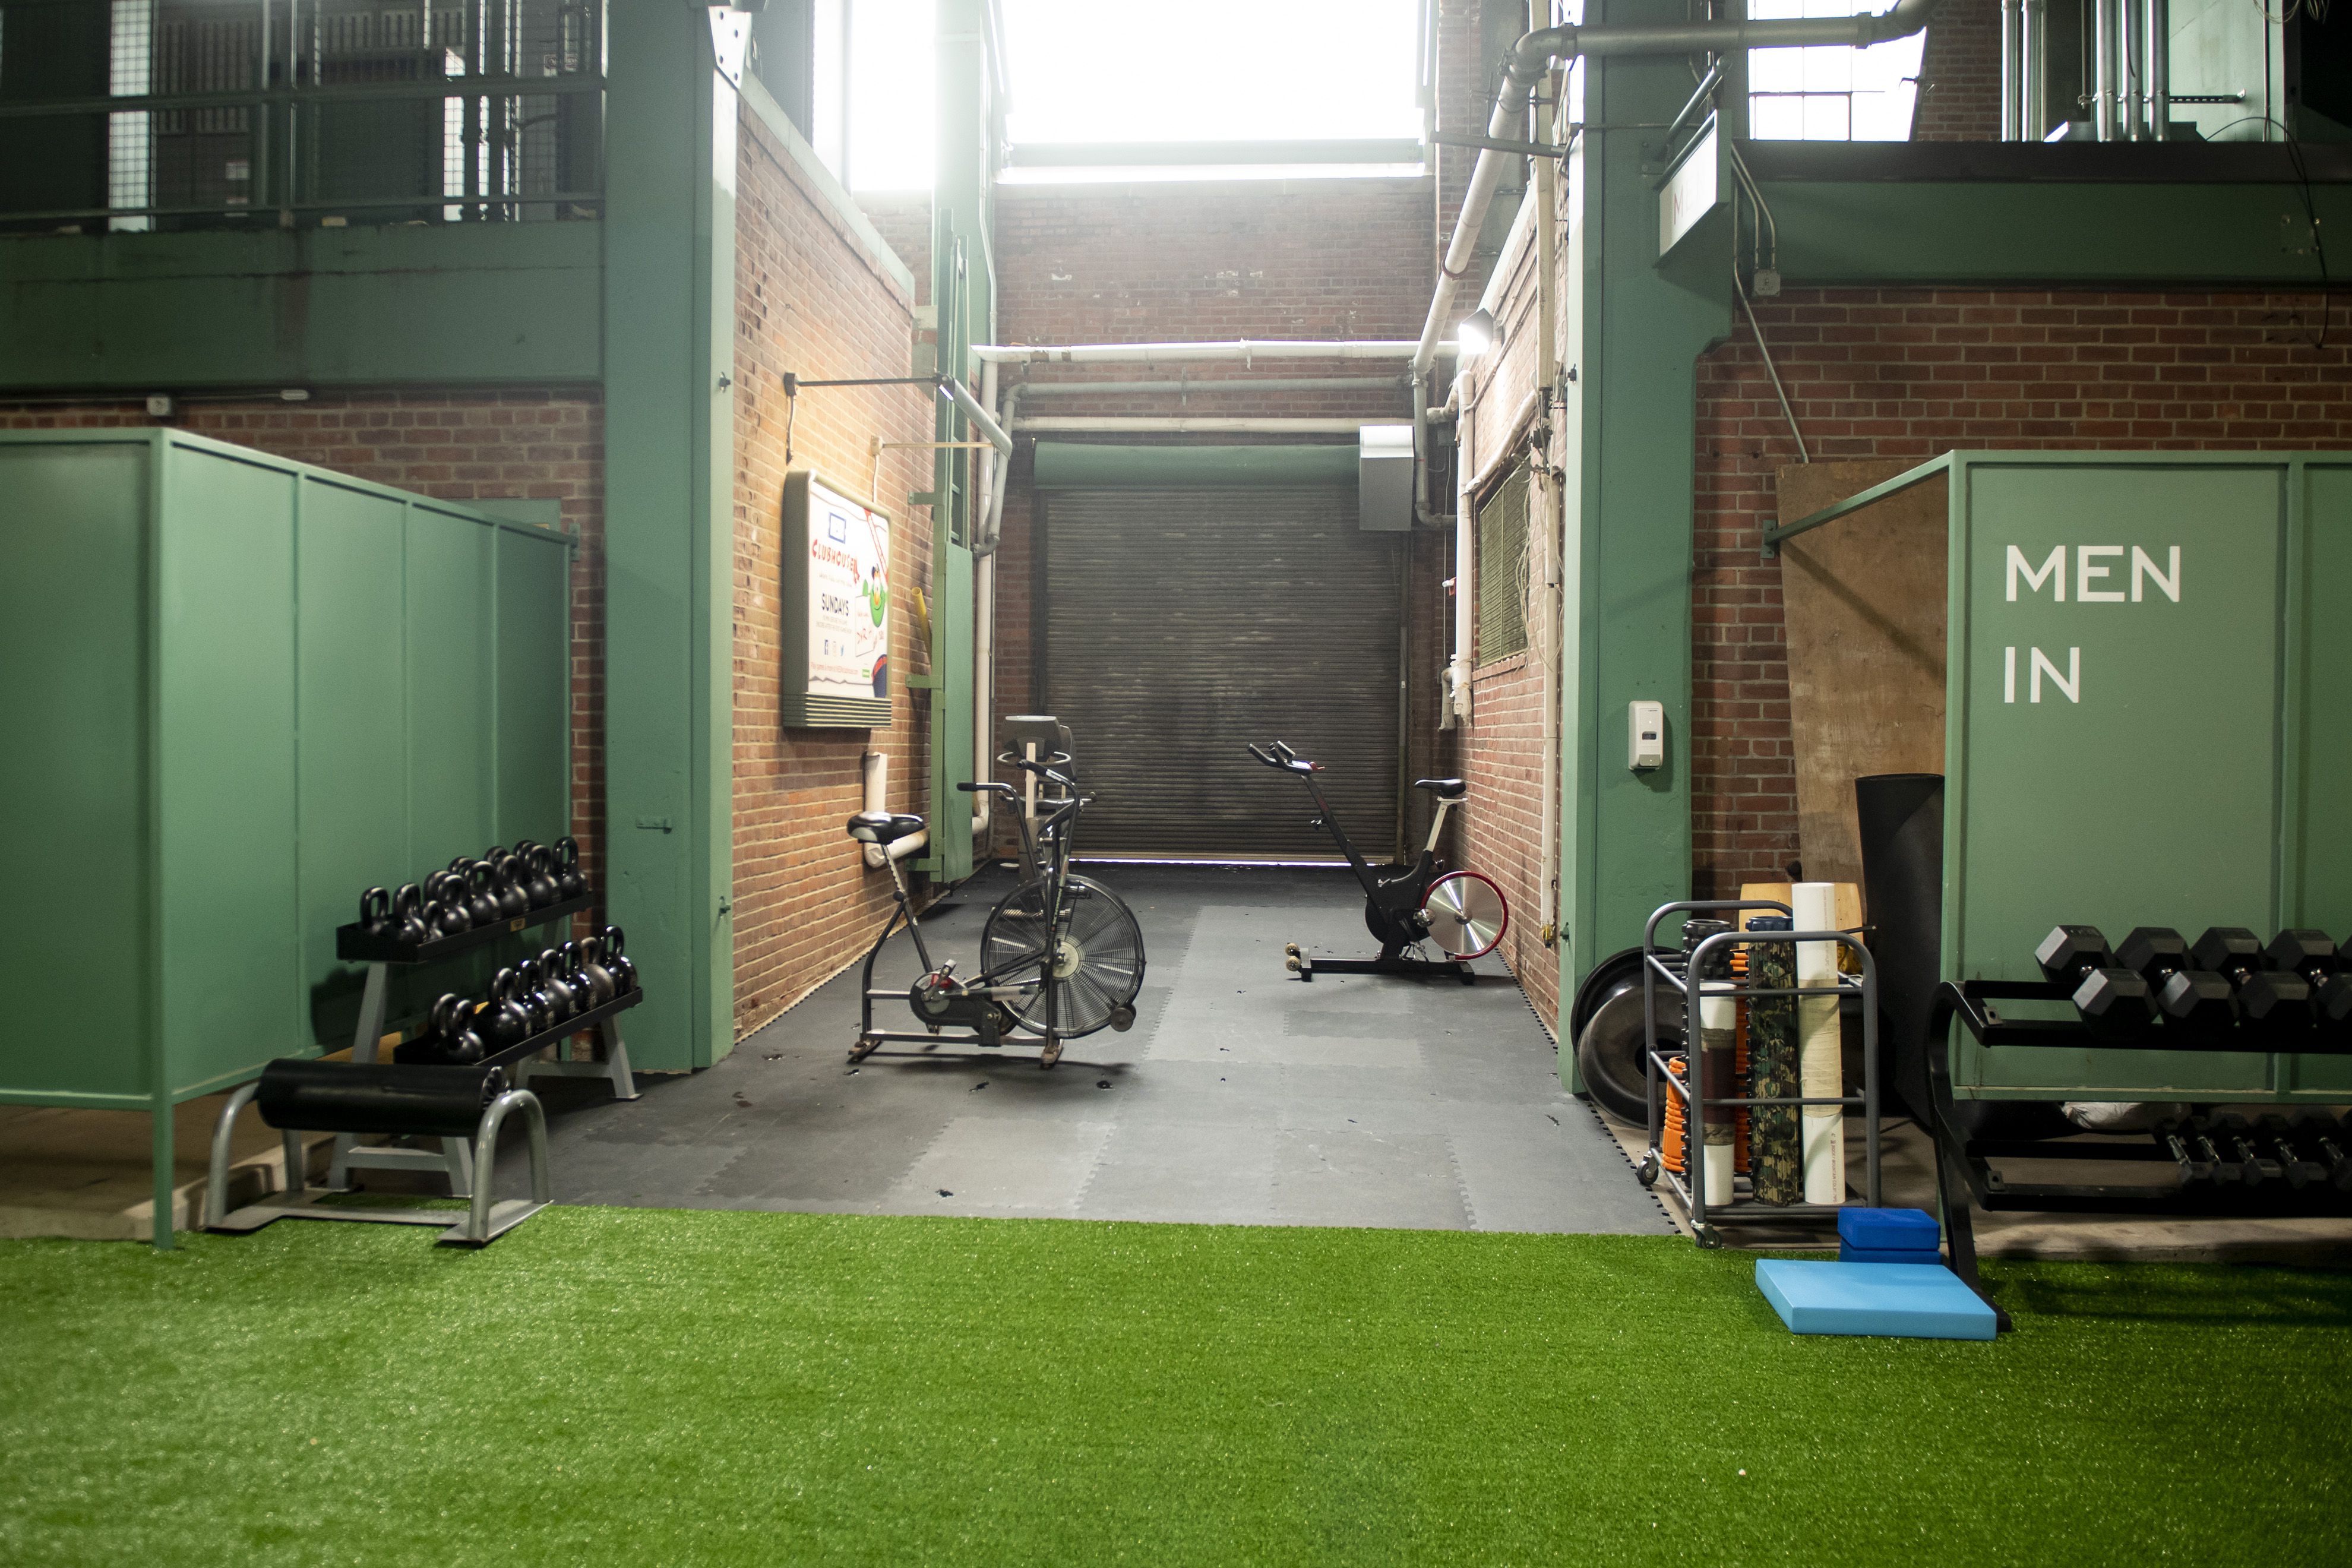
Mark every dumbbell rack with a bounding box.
[1638,900,1884,1247]
[330,893,637,1196]
[1923,979,2352,1323]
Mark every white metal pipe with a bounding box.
[2093,0,2115,140]
[2000,0,2022,140]
[2145,0,2168,140]
[938,377,1013,453]
[2021,0,2048,140]
[1531,0,1562,945]
[2120,0,2144,140]
[859,752,925,866]
[970,362,998,842]
[975,340,1458,365]
[1011,416,1372,434]
[1411,0,1942,378]
[1013,375,1408,397]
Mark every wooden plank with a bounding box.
[1776,460,1948,896]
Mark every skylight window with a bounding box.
[1747,0,1924,141]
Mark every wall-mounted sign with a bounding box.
[780,470,892,728]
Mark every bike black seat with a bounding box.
[846,811,927,845]
[1413,777,1467,799]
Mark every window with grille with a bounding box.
[1476,461,1529,666]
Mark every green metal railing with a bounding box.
[0,0,603,231]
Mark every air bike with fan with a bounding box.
[1246,741,1507,984]
[847,722,1145,1069]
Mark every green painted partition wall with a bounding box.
[0,430,573,1126]
[1937,451,2352,1102]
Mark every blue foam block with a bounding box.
[1754,1259,1997,1340]
[1836,1206,1941,1253]
[1839,1244,1942,1266]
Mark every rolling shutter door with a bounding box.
[1041,485,1403,860]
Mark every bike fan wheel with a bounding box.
[979,875,1146,1038]
[1421,871,1507,960]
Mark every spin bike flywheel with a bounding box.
[1420,871,1508,960]
[979,875,1146,1037]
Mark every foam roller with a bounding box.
[254,1060,509,1138]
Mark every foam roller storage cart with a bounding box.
[0,429,577,1247]
[1638,899,1883,1246]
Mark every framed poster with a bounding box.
[780,470,893,728]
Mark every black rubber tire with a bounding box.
[1569,946,1685,1126]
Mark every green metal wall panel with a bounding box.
[932,543,976,881]
[1940,453,2351,1101]
[0,441,151,1105]
[0,223,602,391]
[295,480,411,1049]
[2285,462,2352,1093]
[497,526,573,845]
[157,445,301,1096]
[406,505,499,866]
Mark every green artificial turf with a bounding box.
[2,1212,2348,1566]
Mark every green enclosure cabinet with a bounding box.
[1933,452,2352,1103]
[0,430,574,1244]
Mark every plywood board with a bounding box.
[1776,461,1948,897]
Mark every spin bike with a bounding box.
[846,742,1145,1068]
[1246,741,1507,984]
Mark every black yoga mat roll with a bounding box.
[254,1061,510,1138]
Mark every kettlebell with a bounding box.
[484,968,533,1046]
[537,948,578,1021]
[430,993,486,1066]
[489,853,529,919]
[568,938,615,1007]
[554,836,589,900]
[390,883,431,945]
[463,860,504,927]
[514,959,555,1035]
[358,886,392,939]
[522,846,561,908]
[425,870,472,937]
[599,924,638,994]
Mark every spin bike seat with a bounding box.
[1413,777,1467,800]
[846,811,927,846]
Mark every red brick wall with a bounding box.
[1,389,608,905]
[732,100,937,1038]
[1691,286,2352,897]
[1912,0,2003,143]
[985,175,1437,849]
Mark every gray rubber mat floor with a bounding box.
[527,865,1673,1234]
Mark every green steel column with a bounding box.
[1557,26,1735,1087]
[602,5,741,1071]
[921,0,994,881]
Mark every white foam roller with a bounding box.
[1792,882,1845,1203]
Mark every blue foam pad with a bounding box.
[1839,1244,1943,1266]
[1836,1206,1940,1252]
[1755,1259,1997,1340]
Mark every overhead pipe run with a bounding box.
[1013,416,1373,434]
[973,339,1460,365]
[1419,0,1943,718]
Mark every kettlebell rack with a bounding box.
[329,889,636,1197]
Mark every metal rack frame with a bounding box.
[1640,899,1882,1246]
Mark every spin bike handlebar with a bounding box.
[1246,741,1321,774]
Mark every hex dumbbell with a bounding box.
[2034,924,2152,1039]
[2117,926,2236,1039]
[2265,930,2352,1040]
[2192,927,2312,1034]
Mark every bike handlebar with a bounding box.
[1246,741,1319,774]
[955,780,1019,797]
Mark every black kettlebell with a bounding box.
[463,860,503,927]
[488,853,529,919]
[537,949,578,1021]
[390,883,431,945]
[425,870,472,937]
[431,992,486,1066]
[358,886,392,938]
[599,925,638,994]
[568,938,615,1007]
[484,968,533,1046]
[514,959,555,1035]
[522,846,561,908]
[554,836,589,900]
